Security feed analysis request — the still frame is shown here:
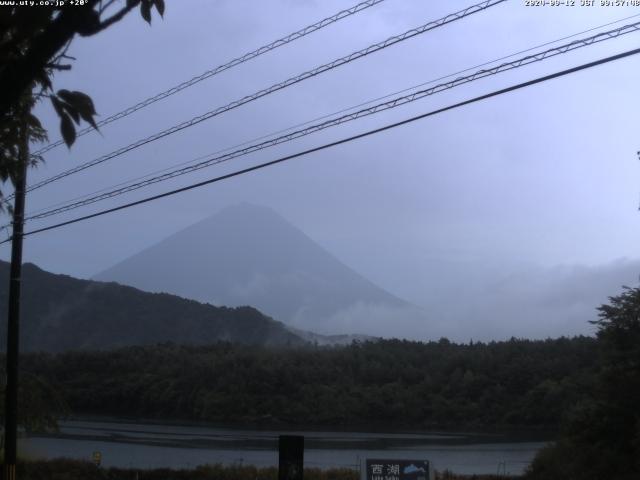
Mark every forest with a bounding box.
[18,336,598,430]
[5,286,639,479]
[525,286,640,480]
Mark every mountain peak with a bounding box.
[95,203,424,336]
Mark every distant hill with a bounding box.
[0,261,306,352]
[95,203,426,336]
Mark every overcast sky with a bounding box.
[2,0,639,340]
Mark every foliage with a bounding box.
[19,336,598,430]
[0,0,165,203]
[525,286,640,480]
[0,370,69,434]
[17,459,359,480]
[49,89,98,147]
[0,92,47,213]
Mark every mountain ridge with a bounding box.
[0,260,307,352]
[95,203,425,336]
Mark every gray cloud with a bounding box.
[1,1,639,341]
[413,258,640,341]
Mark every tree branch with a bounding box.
[45,63,72,71]
[99,0,119,15]
[0,0,141,119]
[83,1,141,36]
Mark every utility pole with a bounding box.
[3,116,28,480]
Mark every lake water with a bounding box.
[21,419,548,476]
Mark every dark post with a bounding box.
[3,119,28,480]
[278,435,304,480]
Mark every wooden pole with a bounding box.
[3,117,28,480]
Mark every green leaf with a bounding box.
[79,110,99,131]
[57,90,98,130]
[56,89,79,107]
[60,113,76,148]
[141,0,152,24]
[64,104,81,125]
[57,89,71,99]
[153,0,165,17]
[50,95,65,118]
[70,91,97,115]
[58,89,96,113]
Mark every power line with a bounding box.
[24,12,640,219]
[20,0,506,196]
[22,19,640,222]
[30,0,389,157]
[4,46,639,244]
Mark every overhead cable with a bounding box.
[25,12,640,218]
[20,0,506,196]
[4,45,639,244]
[31,0,390,157]
[23,19,640,222]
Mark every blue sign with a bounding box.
[366,459,430,480]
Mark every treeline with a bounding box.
[20,336,598,429]
[18,460,355,480]
[524,286,640,480]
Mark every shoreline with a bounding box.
[18,458,523,480]
[22,419,542,475]
[59,414,556,442]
